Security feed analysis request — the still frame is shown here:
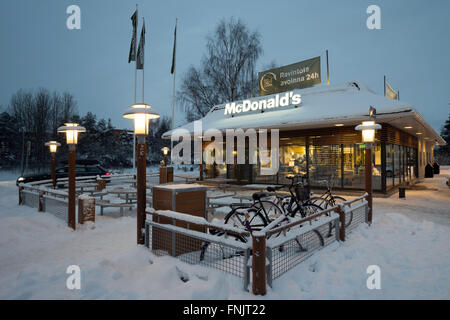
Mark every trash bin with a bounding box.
[151,184,206,256]
[425,163,434,178]
[399,187,406,199]
[433,162,440,175]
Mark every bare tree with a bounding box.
[7,89,78,169]
[61,91,78,123]
[50,91,62,136]
[179,18,262,121]
[33,88,52,162]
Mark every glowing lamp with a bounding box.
[161,147,170,156]
[123,104,160,135]
[355,121,381,143]
[45,141,61,153]
[57,123,86,145]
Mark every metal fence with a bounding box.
[145,211,251,290]
[145,193,370,295]
[266,213,340,285]
[42,195,69,222]
[343,200,368,233]
[22,190,40,209]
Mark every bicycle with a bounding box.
[225,175,323,232]
[308,175,352,229]
[199,175,324,260]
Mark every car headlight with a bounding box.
[17,177,25,182]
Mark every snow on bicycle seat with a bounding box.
[252,192,269,201]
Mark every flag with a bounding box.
[385,81,398,100]
[170,21,177,74]
[136,20,145,70]
[128,10,137,63]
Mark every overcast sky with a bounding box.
[0,0,449,133]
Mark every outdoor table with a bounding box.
[76,182,98,194]
[206,192,236,209]
[174,173,198,183]
[232,195,254,205]
[123,179,137,187]
[203,178,234,191]
[108,188,137,210]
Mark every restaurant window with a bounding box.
[407,147,417,180]
[394,145,401,185]
[386,144,394,189]
[342,143,381,190]
[309,144,341,188]
[373,143,382,190]
[342,144,365,189]
[253,147,278,184]
[276,137,306,185]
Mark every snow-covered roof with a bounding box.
[163,81,445,145]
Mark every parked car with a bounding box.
[16,163,111,186]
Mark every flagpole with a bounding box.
[133,4,138,171]
[383,75,386,97]
[326,49,330,85]
[170,18,178,165]
[142,17,145,103]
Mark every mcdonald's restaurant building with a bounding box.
[163,81,446,193]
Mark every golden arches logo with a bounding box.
[259,72,277,92]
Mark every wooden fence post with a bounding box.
[18,186,23,205]
[336,204,346,242]
[252,232,266,295]
[38,192,44,212]
[96,179,106,191]
[78,195,95,225]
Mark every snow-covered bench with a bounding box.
[96,200,134,216]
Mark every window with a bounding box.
[394,145,401,186]
[385,144,393,188]
[277,142,307,184]
[309,144,341,188]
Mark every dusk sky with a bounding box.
[1,0,449,133]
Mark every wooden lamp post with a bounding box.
[45,141,61,189]
[161,147,170,167]
[123,104,160,244]
[355,116,381,223]
[57,123,86,230]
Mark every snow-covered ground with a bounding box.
[0,168,449,299]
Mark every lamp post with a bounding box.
[57,123,86,230]
[123,104,160,244]
[355,119,381,224]
[161,147,170,167]
[45,141,61,189]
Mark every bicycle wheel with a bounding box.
[324,196,348,237]
[224,206,268,235]
[330,196,353,227]
[291,203,323,218]
[200,207,256,262]
[329,195,346,206]
[308,196,331,209]
[251,200,284,223]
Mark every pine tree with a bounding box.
[440,112,450,147]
